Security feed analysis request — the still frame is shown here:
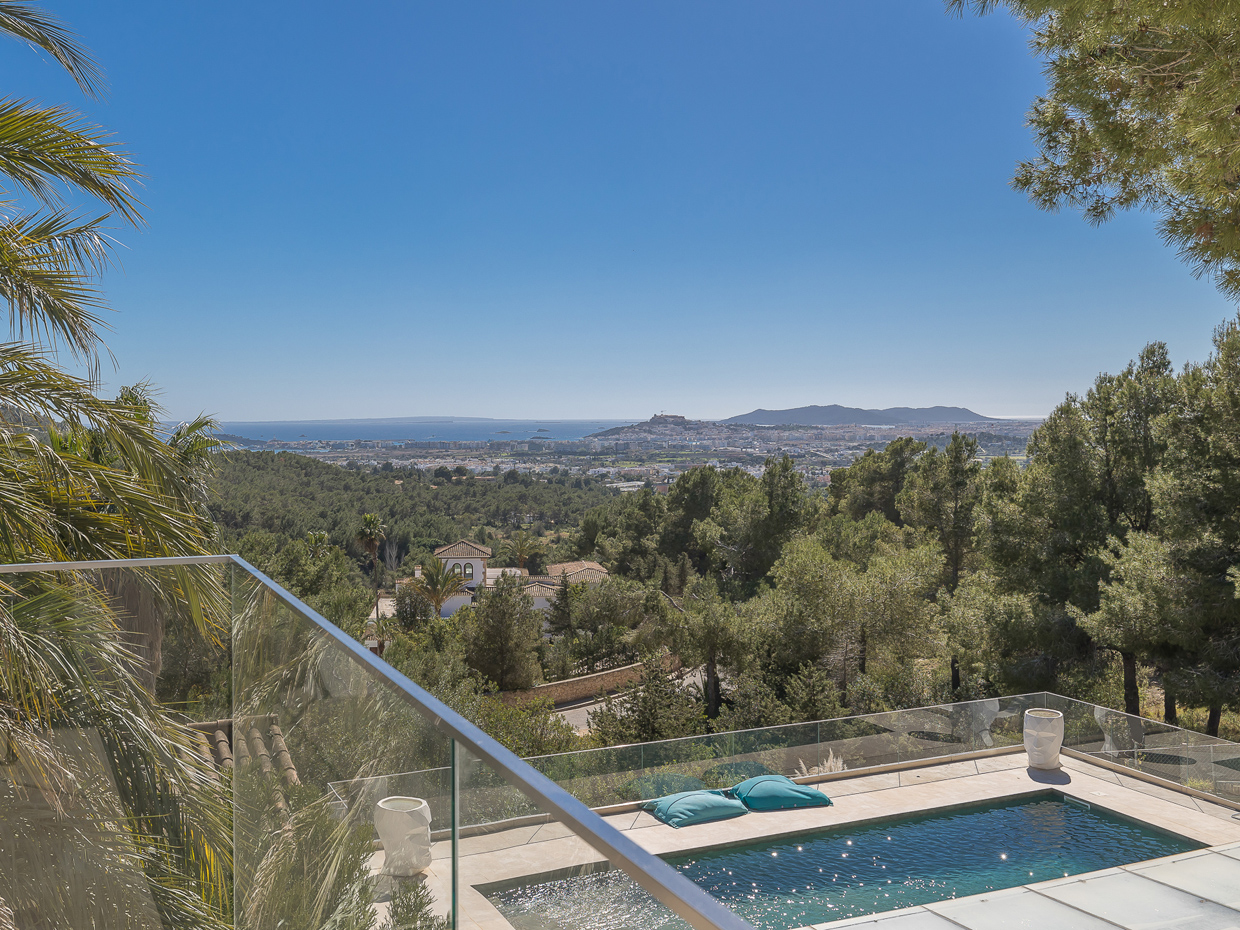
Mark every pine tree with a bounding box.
[587,654,704,744]
[952,1,1240,298]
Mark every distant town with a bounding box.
[215,407,1042,489]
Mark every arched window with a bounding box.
[463,562,474,581]
[451,562,462,575]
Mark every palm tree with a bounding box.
[0,12,141,372]
[507,528,540,571]
[41,380,226,689]
[306,530,331,560]
[406,557,469,618]
[0,6,228,924]
[356,513,387,620]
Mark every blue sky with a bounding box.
[4,1,1232,421]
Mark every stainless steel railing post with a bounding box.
[452,738,460,930]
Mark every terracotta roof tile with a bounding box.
[564,568,609,584]
[546,561,610,585]
[191,716,300,820]
[434,540,493,558]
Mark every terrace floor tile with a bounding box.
[1125,849,1240,909]
[1034,869,1240,929]
[627,810,663,831]
[600,809,642,831]
[1191,796,1240,822]
[1212,840,1240,858]
[897,760,978,786]
[527,820,580,843]
[1061,757,1122,784]
[820,772,902,797]
[926,885,1117,929]
[1114,772,1205,810]
[809,906,961,929]
[430,825,543,860]
[973,754,1028,774]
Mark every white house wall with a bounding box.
[441,592,473,618]
[442,558,485,586]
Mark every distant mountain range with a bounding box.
[722,405,999,426]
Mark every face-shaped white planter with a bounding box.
[1024,708,1064,770]
[374,796,432,876]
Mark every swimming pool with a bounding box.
[487,794,1202,930]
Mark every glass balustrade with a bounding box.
[3,556,1239,930]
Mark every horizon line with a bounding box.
[175,412,1049,426]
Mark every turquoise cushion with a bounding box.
[729,774,833,812]
[643,790,749,829]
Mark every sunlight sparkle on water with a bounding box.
[489,798,1201,930]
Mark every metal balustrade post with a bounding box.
[452,739,460,930]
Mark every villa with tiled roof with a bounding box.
[545,559,606,577]
[540,560,610,586]
[432,539,494,591]
[402,541,611,617]
[433,540,493,560]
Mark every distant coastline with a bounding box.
[214,417,639,443]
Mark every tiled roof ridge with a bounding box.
[434,539,493,558]
[527,565,609,587]
[546,560,608,576]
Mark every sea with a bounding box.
[215,417,638,443]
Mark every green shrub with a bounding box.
[700,761,773,788]
[383,880,449,930]
[620,772,704,802]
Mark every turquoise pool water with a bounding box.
[488,795,1202,930]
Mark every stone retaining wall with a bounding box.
[501,662,644,707]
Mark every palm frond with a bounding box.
[0,576,231,926]
[0,1,105,98]
[0,98,142,222]
[0,213,113,363]
[0,347,225,642]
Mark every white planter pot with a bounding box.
[374,796,432,876]
[1024,708,1064,770]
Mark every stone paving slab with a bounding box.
[808,908,959,929]
[925,885,1119,929]
[1215,841,1240,860]
[897,760,980,787]
[1035,868,1240,929]
[973,754,1026,774]
[821,772,901,797]
[1114,772,1204,810]
[1126,848,1240,909]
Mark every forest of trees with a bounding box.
[577,325,1240,740]
[11,2,1240,927]
[211,452,613,572]
[187,320,1240,749]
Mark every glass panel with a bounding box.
[458,744,716,930]
[1,562,232,930]
[1040,693,1237,797]
[523,695,1043,810]
[230,563,457,930]
[229,562,747,930]
[10,557,1240,929]
[1192,743,1240,801]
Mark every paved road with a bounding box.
[556,698,605,734]
[552,668,705,735]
